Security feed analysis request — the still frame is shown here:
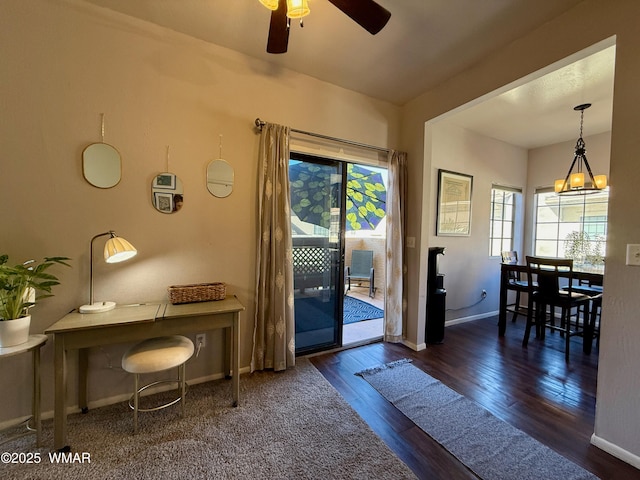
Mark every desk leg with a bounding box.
[78,348,89,413]
[498,267,508,336]
[232,312,240,407]
[32,346,41,447]
[53,336,69,452]
[224,328,231,379]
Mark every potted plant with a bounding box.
[0,254,70,347]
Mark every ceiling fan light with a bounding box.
[259,0,279,10]
[570,172,584,188]
[286,0,310,19]
[594,174,608,189]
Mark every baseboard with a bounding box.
[402,312,497,352]
[446,310,499,327]
[403,339,426,351]
[0,415,32,432]
[0,367,251,429]
[591,433,640,470]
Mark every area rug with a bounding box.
[343,295,384,324]
[2,358,416,480]
[356,359,599,480]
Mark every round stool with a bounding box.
[121,335,194,434]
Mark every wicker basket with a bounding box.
[167,282,226,304]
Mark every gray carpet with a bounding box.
[2,358,416,480]
[356,359,600,480]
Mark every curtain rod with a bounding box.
[254,118,390,154]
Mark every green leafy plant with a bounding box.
[0,254,71,321]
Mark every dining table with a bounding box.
[498,262,603,353]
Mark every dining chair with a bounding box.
[571,276,604,353]
[500,251,529,323]
[523,256,593,362]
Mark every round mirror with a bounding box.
[207,159,234,198]
[151,172,184,214]
[82,143,121,188]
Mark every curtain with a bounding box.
[384,150,408,342]
[251,123,296,372]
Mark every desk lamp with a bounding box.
[79,231,137,313]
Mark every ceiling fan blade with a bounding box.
[327,0,391,35]
[267,0,289,54]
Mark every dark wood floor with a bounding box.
[309,315,640,480]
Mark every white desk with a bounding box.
[0,334,47,446]
[45,296,244,451]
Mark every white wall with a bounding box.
[0,0,400,423]
[428,123,527,325]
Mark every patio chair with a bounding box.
[346,250,375,298]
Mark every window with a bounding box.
[534,189,608,272]
[489,186,519,256]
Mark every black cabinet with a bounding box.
[426,247,446,344]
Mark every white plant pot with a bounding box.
[0,315,31,348]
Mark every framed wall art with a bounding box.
[154,192,174,213]
[153,173,176,190]
[436,169,473,236]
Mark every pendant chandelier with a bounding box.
[554,103,607,195]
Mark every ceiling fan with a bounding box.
[261,0,391,54]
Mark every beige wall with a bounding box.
[401,0,640,467]
[0,0,400,423]
[4,0,640,468]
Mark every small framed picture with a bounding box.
[436,169,473,236]
[154,192,174,213]
[153,173,176,190]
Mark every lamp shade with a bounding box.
[259,0,279,10]
[286,0,310,18]
[594,175,607,189]
[104,236,137,263]
[570,172,585,188]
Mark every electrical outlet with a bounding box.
[481,289,487,299]
[196,333,206,348]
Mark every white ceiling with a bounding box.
[81,0,615,148]
[445,45,615,149]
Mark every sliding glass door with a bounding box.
[290,153,345,354]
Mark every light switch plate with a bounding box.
[626,244,640,266]
[406,237,416,248]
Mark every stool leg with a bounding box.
[134,373,139,434]
[180,363,186,417]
